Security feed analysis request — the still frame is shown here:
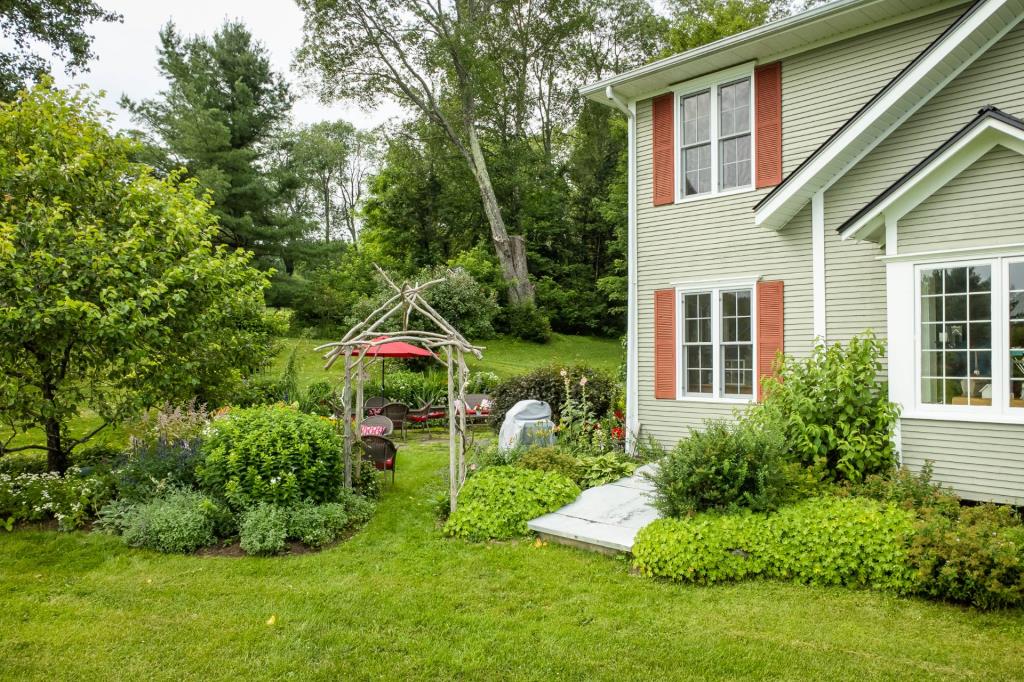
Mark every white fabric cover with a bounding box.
[498,400,556,452]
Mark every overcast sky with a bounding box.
[44,0,402,132]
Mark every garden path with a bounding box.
[527,464,660,553]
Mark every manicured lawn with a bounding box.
[2,440,1023,681]
[271,332,622,386]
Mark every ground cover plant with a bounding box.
[443,466,579,540]
[643,335,1024,609]
[2,442,1024,681]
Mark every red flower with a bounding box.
[614,410,624,421]
[611,426,624,440]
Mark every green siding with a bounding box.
[899,144,1024,254]
[634,98,813,447]
[901,420,1024,505]
[779,5,966,177]
[819,21,1024,503]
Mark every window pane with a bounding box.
[969,293,990,321]
[944,323,967,349]
[945,267,967,293]
[684,144,711,196]
[921,351,943,376]
[945,351,967,377]
[1011,292,1024,320]
[921,269,943,295]
[945,295,967,322]
[969,323,991,349]
[921,296,943,323]
[721,291,736,317]
[921,377,944,404]
[1010,262,1024,291]
[969,265,991,292]
[1012,322,1024,349]
[682,91,710,145]
[922,323,943,350]
[718,79,750,137]
[720,134,751,190]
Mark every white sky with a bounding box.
[42,0,403,132]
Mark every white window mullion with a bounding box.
[711,287,721,398]
[993,263,1006,416]
[710,84,719,195]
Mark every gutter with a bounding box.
[604,87,641,452]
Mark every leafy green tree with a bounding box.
[0,83,279,472]
[122,20,300,270]
[663,0,824,54]
[0,0,121,100]
[296,0,537,305]
[288,121,381,246]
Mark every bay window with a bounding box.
[917,257,1024,414]
[679,75,752,198]
[679,285,755,399]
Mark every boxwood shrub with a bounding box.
[198,406,344,510]
[443,466,579,541]
[633,496,916,592]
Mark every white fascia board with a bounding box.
[755,0,1024,231]
[841,119,1024,241]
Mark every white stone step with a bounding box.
[527,464,661,554]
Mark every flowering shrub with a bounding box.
[0,471,114,531]
[198,406,344,510]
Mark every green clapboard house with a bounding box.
[584,0,1024,505]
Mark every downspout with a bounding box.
[606,86,640,452]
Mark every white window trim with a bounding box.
[673,63,755,204]
[674,277,759,404]
[901,254,1024,423]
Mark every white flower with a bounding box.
[560,369,567,377]
[580,377,588,386]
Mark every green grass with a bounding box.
[271,332,623,386]
[2,440,1022,681]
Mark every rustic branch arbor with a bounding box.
[316,266,484,512]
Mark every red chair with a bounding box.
[361,435,398,484]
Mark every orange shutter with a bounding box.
[654,289,676,399]
[754,62,782,189]
[652,93,675,206]
[756,280,784,401]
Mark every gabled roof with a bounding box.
[581,0,954,104]
[838,106,1024,241]
[755,0,1024,230]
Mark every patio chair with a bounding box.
[358,415,393,438]
[360,435,398,485]
[364,396,386,416]
[382,402,410,440]
[464,393,493,425]
[407,402,433,427]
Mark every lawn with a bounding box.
[271,332,622,386]
[2,440,1023,681]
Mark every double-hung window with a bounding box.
[680,285,755,399]
[679,76,752,198]
[917,256,1024,415]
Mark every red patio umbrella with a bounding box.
[358,336,435,395]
